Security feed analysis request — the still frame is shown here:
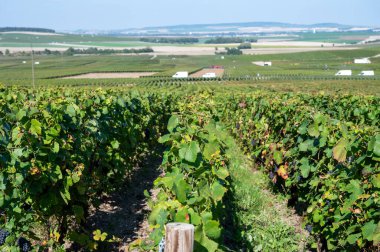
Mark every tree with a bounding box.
[64,47,75,56]
[5,49,10,56]
[225,47,242,55]
[238,43,252,49]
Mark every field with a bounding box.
[1,45,380,84]
[190,68,225,77]
[62,72,157,79]
[0,39,380,252]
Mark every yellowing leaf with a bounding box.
[93,229,107,241]
[333,138,348,162]
[277,165,288,180]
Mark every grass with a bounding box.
[207,122,310,251]
[293,31,380,44]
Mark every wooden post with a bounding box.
[164,223,194,252]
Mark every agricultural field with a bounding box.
[1,45,380,85]
[0,41,379,252]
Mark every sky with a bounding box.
[0,0,379,31]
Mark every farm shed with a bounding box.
[172,71,188,78]
[335,70,352,76]
[354,58,371,64]
[202,73,216,78]
[253,61,272,67]
[358,70,375,76]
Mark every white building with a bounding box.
[354,58,371,64]
[335,70,352,76]
[358,70,375,76]
[253,61,272,67]
[172,72,188,78]
[202,73,216,78]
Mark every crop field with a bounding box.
[0,42,379,251]
[190,68,225,77]
[62,72,157,79]
[1,45,380,84]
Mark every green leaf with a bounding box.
[158,134,171,143]
[194,225,218,252]
[368,135,380,157]
[308,123,320,137]
[211,182,226,202]
[66,104,76,117]
[188,208,201,225]
[362,221,377,241]
[372,174,380,188]
[167,115,179,133]
[30,119,42,136]
[333,138,348,162]
[273,150,283,164]
[174,208,189,223]
[16,109,26,121]
[346,180,363,198]
[179,141,200,163]
[299,158,311,178]
[203,140,219,160]
[173,178,190,203]
[0,193,3,207]
[204,220,221,239]
[111,140,120,149]
[373,222,380,245]
[347,233,362,245]
[214,166,229,180]
[53,142,60,153]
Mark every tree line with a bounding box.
[63,47,154,55]
[0,47,154,57]
[0,27,55,33]
[205,37,257,44]
[140,37,199,44]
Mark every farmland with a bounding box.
[0,36,380,252]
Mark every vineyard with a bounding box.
[0,82,378,251]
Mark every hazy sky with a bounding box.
[1,0,379,30]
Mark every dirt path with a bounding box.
[85,150,163,251]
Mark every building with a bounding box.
[253,61,272,67]
[358,70,375,76]
[354,58,371,64]
[335,70,352,76]
[202,73,216,78]
[172,72,188,78]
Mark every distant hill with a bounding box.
[0,27,55,33]
[73,21,368,36]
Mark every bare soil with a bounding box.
[190,68,225,77]
[243,46,358,55]
[62,72,157,79]
[85,150,163,251]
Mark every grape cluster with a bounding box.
[0,229,10,246]
[17,237,31,252]
[269,171,275,179]
[305,224,313,233]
